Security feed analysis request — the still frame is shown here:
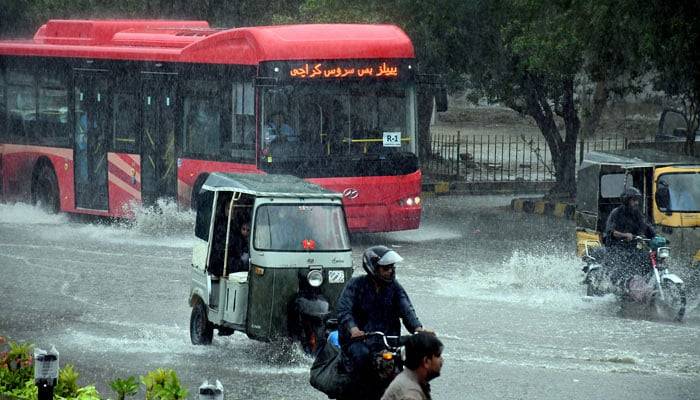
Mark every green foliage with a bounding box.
[55,364,80,399]
[141,369,188,400]
[0,339,34,393]
[0,337,192,400]
[8,379,39,400]
[73,385,101,400]
[109,376,139,400]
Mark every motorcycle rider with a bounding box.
[335,246,429,396]
[604,186,656,289]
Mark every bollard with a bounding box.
[199,380,224,400]
[34,346,59,400]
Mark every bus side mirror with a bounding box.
[656,186,670,210]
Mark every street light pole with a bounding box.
[34,346,59,400]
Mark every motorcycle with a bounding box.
[310,328,407,400]
[581,235,687,321]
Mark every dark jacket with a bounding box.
[228,234,250,273]
[604,205,656,246]
[336,275,422,350]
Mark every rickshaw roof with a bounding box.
[583,149,700,168]
[201,173,342,199]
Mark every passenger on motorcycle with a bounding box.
[381,332,444,400]
[335,246,429,389]
[604,187,657,288]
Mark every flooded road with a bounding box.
[1,196,698,399]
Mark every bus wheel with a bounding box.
[33,166,60,214]
[190,301,213,345]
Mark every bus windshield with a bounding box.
[260,82,417,178]
[253,204,351,252]
[658,172,700,212]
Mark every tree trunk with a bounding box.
[684,106,698,156]
[580,80,608,139]
[554,78,580,199]
[521,74,578,200]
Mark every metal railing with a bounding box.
[424,132,627,181]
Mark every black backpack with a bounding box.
[309,341,352,399]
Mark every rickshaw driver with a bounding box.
[604,187,657,289]
[336,246,431,388]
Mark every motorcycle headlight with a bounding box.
[657,247,670,259]
[307,270,323,287]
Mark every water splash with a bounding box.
[0,202,68,224]
[123,198,195,237]
[433,248,603,309]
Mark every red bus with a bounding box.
[0,20,422,232]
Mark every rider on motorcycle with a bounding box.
[604,187,657,289]
[335,246,429,393]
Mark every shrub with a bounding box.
[55,364,80,398]
[141,369,188,400]
[109,376,139,400]
[0,339,34,393]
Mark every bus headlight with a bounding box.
[307,270,323,287]
[657,247,670,259]
[399,196,421,207]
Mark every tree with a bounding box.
[299,0,650,198]
[644,0,700,156]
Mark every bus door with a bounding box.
[74,70,110,210]
[141,73,177,206]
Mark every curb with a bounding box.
[422,181,553,196]
[422,181,450,195]
[510,198,575,220]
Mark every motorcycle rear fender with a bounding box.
[661,273,683,284]
[582,263,602,274]
[296,296,330,320]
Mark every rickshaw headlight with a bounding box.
[307,270,323,287]
[658,247,670,259]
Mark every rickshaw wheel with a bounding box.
[190,301,214,345]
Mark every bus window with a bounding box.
[113,93,138,153]
[38,75,69,146]
[231,82,255,161]
[182,80,222,158]
[6,69,35,143]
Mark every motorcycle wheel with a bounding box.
[654,280,687,322]
[190,301,214,345]
[586,269,606,297]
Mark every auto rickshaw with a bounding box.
[188,173,353,353]
[575,149,700,269]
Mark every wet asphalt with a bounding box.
[0,195,698,399]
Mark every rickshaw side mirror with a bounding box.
[656,186,670,211]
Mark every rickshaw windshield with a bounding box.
[253,203,350,252]
[658,173,700,212]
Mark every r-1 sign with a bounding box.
[383,132,401,147]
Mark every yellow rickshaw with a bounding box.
[575,149,700,269]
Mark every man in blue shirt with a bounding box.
[265,112,297,143]
[335,246,429,396]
